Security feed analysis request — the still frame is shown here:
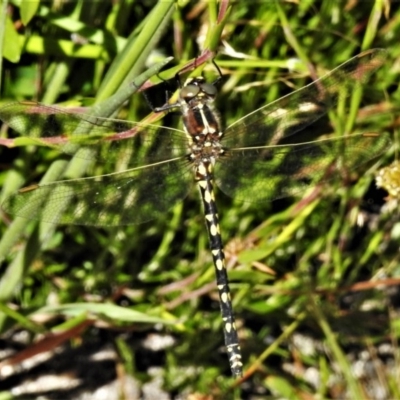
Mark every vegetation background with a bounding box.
[0,0,399,399]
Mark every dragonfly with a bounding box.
[0,49,391,378]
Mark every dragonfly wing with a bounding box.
[222,49,387,148]
[215,133,391,202]
[0,101,188,168]
[2,158,193,226]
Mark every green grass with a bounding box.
[0,0,399,399]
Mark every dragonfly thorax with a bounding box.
[180,80,222,141]
[179,78,225,168]
[189,137,224,167]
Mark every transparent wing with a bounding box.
[0,101,189,168]
[215,133,391,202]
[2,157,193,226]
[222,49,387,148]
[215,49,389,201]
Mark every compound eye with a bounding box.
[180,84,200,100]
[201,83,217,97]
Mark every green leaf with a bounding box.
[265,375,301,399]
[3,16,21,63]
[38,302,175,324]
[20,0,41,25]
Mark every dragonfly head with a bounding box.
[180,77,218,105]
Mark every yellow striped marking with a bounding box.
[225,322,232,333]
[215,258,224,270]
[221,292,229,303]
[204,190,212,203]
[197,163,207,176]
